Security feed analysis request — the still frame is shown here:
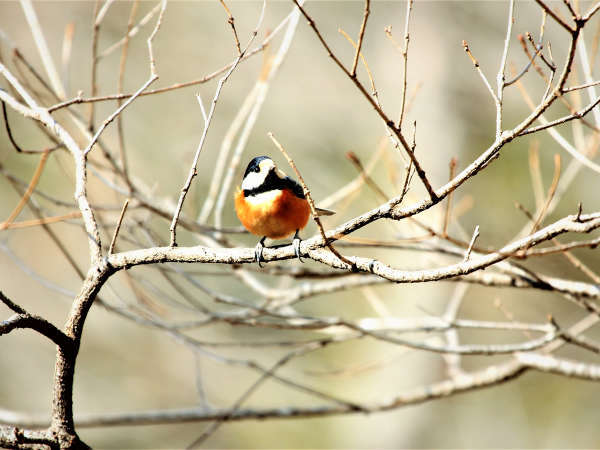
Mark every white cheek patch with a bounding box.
[244,190,282,205]
[242,171,267,191]
[259,159,275,172]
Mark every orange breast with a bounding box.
[235,188,310,239]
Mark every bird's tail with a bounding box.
[315,207,335,217]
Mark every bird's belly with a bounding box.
[235,189,310,239]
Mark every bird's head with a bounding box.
[241,156,287,192]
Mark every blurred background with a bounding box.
[1,0,600,448]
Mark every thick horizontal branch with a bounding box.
[308,213,600,284]
[516,353,600,380]
[104,212,600,293]
[458,269,600,299]
[0,425,55,448]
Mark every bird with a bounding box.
[235,156,334,266]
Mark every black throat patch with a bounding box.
[243,170,305,199]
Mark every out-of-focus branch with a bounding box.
[20,0,66,99]
[9,351,600,430]
[0,65,103,262]
[0,150,49,230]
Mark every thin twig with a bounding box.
[462,40,499,104]
[513,67,600,174]
[98,0,163,59]
[535,0,574,32]
[525,237,600,256]
[442,157,457,237]
[187,346,316,447]
[61,22,75,94]
[583,2,600,22]
[530,154,560,235]
[1,100,61,154]
[115,0,140,187]
[350,0,370,77]
[576,31,600,127]
[528,141,545,211]
[345,152,388,200]
[146,0,167,77]
[463,225,480,261]
[562,0,579,21]
[338,27,408,174]
[496,0,515,138]
[527,32,557,72]
[109,199,129,255]
[519,94,600,136]
[442,284,469,379]
[218,0,242,55]
[48,6,296,113]
[83,0,164,157]
[563,79,600,92]
[291,0,437,201]
[88,0,102,131]
[0,212,82,229]
[397,0,413,130]
[0,150,49,230]
[504,42,543,87]
[83,73,158,157]
[318,141,386,209]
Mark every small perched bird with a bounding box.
[235,156,334,266]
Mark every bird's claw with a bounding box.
[255,237,266,268]
[293,230,303,263]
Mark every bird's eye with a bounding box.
[253,166,260,173]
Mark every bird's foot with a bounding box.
[293,230,303,263]
[255,236,266,267]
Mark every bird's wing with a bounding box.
[283,176,306,199]
[282,177,335,215]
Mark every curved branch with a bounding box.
[102,212,600,292]
[0,291,72,349]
